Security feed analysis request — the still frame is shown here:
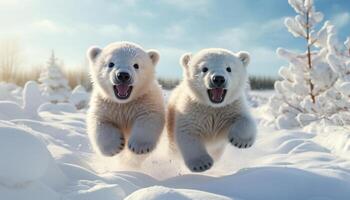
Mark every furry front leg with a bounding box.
[128,114,165,154]
[228,115,257,148]
[88,120,125,156]
[176,131,213,172]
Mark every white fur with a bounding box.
[167,48,257,172]
[87,41,165,158]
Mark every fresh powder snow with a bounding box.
[0,84,349,200]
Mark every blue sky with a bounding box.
[0,0,349,78]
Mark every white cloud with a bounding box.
[214,17,285,50]
[0,1,291,77]
[27,20,140,38]
[124,24,140,36]
[105,0,156,18]
[155,47,188,78]
[204,28,252,50]
[31,20,65,33]
[213,27,284,75]
[0,19,76,39]
[98,24,123,36]
[0,0,31,6]
[211,18,287,76]
[119,0,138,7]
[332,12,350,29]
[164,25,186,40]
[249,47,285,76]
[139,10,156,18]
[261,18,285,32]
[158,0,211,11]
[98,24,140,37]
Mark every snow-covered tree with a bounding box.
[268,0,350,129]
[324,31,350,125]
[39,51,70,103]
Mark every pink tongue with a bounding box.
[211,88,224,101]
[116,84,129,97]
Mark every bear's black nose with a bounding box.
[212,75,226,87]
[117,72,131,83]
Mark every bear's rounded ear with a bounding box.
[147,49,160,66]
[180,52,192,69]
[238,51,250,67]
[87,46,102,62]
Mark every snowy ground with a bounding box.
[0,84,350,200]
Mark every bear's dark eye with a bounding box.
[133,63,139,69]
[108,62,115,68]
[202,67,208,73]
[226,67,232,72]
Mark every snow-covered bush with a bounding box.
[39,51,71,103]
[0,81,46,120]
[268,0,350,129]
[0,82,21,103]
[22,81,46,115]
[324,32,350,125]
[69,85,90,109]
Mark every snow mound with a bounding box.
[0,182,62,200]
[0,81,46,120]
[0,101,28,120]
[22,81,46,115]
[70,85,90,109]
[38,102,77,114]
[0,122,51,186]
[0,84,350,199]
[65,179,126,200]
[125,186,232,200]
[0,82,20,102]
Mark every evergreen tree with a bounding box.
[39,51,70,103]
[268,0,350,128]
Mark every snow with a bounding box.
[0,122,51,185]
[38,102,78,114]
[340,82,350,96]
[0,101,30,120]
[0,83,349,200]
[69,85,90,109]
[23,81,46,116]
[345,37,350,49]
[0,82,21,103]
[0,81,45,120]
[125,186,232,200]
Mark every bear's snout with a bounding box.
[211,75,226,88]
[117,72,131,84]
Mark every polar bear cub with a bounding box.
[167,48,257,172]
[87,41,165,157]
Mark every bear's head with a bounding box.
[180,48,250,107]
[87,42,160,103]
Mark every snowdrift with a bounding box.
[0,83,349,199]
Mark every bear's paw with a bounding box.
[185,154,213,172]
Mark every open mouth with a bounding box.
[207,88,227,104]
[113,84,133,100]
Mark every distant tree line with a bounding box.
[158,76,277,90]
[0,40,276,91]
